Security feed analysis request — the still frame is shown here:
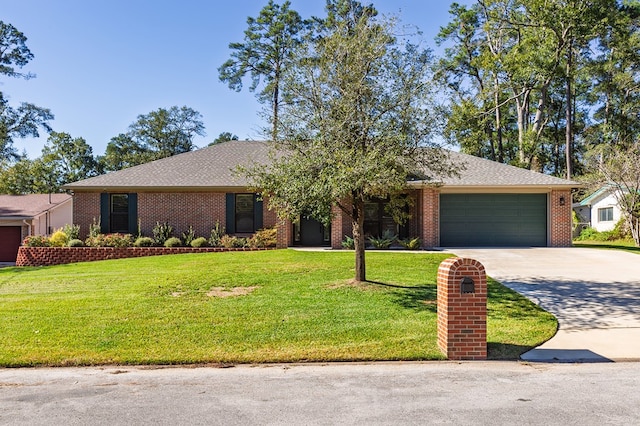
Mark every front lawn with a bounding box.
[574,240,640,254]
[0,250,556,366]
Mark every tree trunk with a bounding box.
[565,41,573,180]
[352,199,366,282]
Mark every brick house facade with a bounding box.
[64,141,577,249]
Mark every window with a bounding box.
[235,194,255,233]
[363,199,407,238]
[110,194,130,233]
[101,193,137,234]
[226,193,262,234]
[598,207,614,222]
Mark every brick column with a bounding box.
[421,188,439,248]
[437,257,487,360]
[550,189,572,247]
[276,218,292,249]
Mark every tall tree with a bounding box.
[100,106,205,171]
[219,0,306,141]
[128,106,205,158]
[588,142,640,246]
[246,1,454,282]
[41,131,99,187]
[209,132,239,146]
[0,21,53,161]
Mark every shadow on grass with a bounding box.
[367,280,437,312]
[487,343,533,360]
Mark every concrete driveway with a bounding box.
[445,247,640,362]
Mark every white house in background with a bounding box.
[573,186,623,232]
[0,194,73,262]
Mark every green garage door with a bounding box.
[440,194,547,247]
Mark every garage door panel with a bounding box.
[0,226,22,262]
[440,194,547,247]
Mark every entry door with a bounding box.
[299,218,329,246]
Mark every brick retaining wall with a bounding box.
[16,246,274,267]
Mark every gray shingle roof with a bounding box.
[436,151,577,187]
[64,141,577,191]
[64,140,271,190]
[0,194,72,219]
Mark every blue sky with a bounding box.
[2,0,472,159]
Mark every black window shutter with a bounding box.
[128,193,138,234]
[100,193,110,233]
[254,195,263,230]
[225,193,236,234]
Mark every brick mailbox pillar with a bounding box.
[437,257,487,360]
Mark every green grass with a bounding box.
[0,250,556,366]
[574,240,640,254]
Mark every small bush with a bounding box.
[49,230,69,247]
[249,227,277,248]
[208,221,225,247]
[68,239,84,247]
[134,237,154,247]
[62,224,81,240]
[341,235,355,249]
[86,233,133,247]
[89,218,101,238]
[368,230,397,249]
[23,235,49,247]
[153,221,174,246]
[190,237,208,248]
[181,226,196,246]
[398,237,421,250]
[164,237,182,247]
[220,235,248,248]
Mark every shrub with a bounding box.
[181,226,196,246]
[249,227,277,248]
[153,221,174,246]
[368,230,397,249]
[86,233,133,247]
[89,218,101,238]
[208,221,225,247]
[164,237,182,247]
[133,237,154,247]
[190,237,208,248]
[62,224,81,240]
[68,239,84,247]
[398,237,421,250]
[23,235,49,247]
[49,230,69,247]
[220,235,248,248]
[341,235,355,249]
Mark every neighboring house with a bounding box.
[573,186,623,233]
[0,194,73,262]
[63,140,577,249]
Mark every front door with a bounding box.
[297,217,330,246]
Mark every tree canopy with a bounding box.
[245,0,455,282]
[100,106,205,171]
[0,21,53,161]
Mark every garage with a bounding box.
[0,226,22,262]
[440,193,547,247]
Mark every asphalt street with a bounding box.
[1,362,639,425]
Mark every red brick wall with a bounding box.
[420,188,440,248]
[16,246,273,267]
[331,203,353,249]
[437,257,487,360]
[73,192,101,238]
[72,191,277,240]
[138,192,226,238]
[550,189,573,247]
